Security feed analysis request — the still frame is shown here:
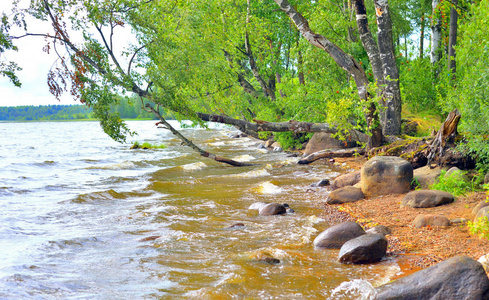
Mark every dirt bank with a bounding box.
[318,156,489,272]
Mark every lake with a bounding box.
[0,120,402,299]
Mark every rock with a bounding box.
[258,256,280,264]
[338,234,388,264]
[303,132,358,156]
[361,156,413,197]
[249,202,267,211]
[311,179,330,187]
[474,206,489,222]
[228,223,245,229]
[366,225,392,236]
[413,165,443,189]
[331,170,361,190]
[313,221,366,249]
[374,255,489,300]
[264,139,274,148]
[473,200,489,216]
[259,203,287,216]
[413,214,451,228]
[445,166,470,182]
[401,190,454,208]
[451,218,469,224]
[478,253,489,272]
[326,186,365,204]
[257,143,267,150]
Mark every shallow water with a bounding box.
[0,120,404,299]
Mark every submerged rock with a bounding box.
[259,203,287,216]
[374,256,489,299]
[313,221,365,249]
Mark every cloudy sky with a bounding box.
[0,2,84,107]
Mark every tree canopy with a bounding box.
[1,0,489,170]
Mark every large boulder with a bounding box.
[445,166,470,182]
[374,255,489,299]
[413,165,443,189]
[338,234,387,264]
[413,214,451,228]
[303,133,358,156]
[331,170,361,190]
[401,190,454,208]
[361,156,413,197]
[313,221,366,249]
[326,186,365,204]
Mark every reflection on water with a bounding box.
[0,120,403,299]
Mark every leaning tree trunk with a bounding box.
[273,0,383,148]
[374,0,402,136]
[448,0,458,81]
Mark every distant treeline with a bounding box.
[0,98,171,121]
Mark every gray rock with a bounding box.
[331,171,361,190]
[413,165,443,189]
[361,156,413,197]
[374,255,489,300]
[326,186,365,204]
[445,166,470,182]
[401,190,454,208]
[413,214,451,228]
[474,206,489,222]
[366,225,392,236]
[311,179,330,187]
[249,202,267,211]
[339,234,388,264]
[313,221,366,249]
[259,203,287,216]
[473,200,489,216]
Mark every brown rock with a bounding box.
[327,186,365,204]
[303,132,358,156]
[331,170,361,190]
[259,203,286,216]
[413,165,443,189]
[472,200,489,216]
[401,190,454,208]
[413,214,451,228]
[474,206,489,222]
[361,156,413,197]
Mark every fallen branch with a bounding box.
[146,105,256,167]
[298,147,365,164]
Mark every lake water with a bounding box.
[0,120,403,299]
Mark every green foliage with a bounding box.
[429,170,474,196]
[274,132,311,150]
[440,1,489,172]
[131,141,166,149]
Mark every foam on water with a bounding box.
[232,154,256,162]
[180,162,207,171]
[328,279,376,300]
[86,161,136,170]
[230,168,270,178]
[254,181,282,194]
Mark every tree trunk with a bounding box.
[420,13,425,59]
[197,112,369,142]
[374,0,402,136]
[427,109,461,166]
[273,0,383,148]
[353,0,384,86]
[430,0,442,67]
[298,147,365,164]
[448,0,458,81]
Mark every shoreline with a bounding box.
[318,156,489,274]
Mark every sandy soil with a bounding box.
[318,156,489,273]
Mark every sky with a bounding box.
[0,1,85,107]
